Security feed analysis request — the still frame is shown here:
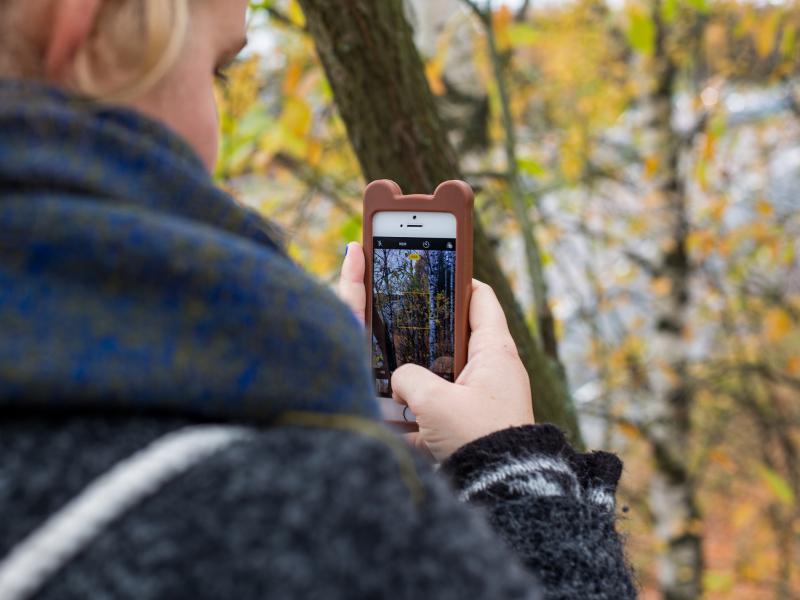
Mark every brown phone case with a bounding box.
[363,180,474,426]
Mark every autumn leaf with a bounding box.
[507,23,539,46]
[518,158,546,177]
[644,155,659,178]
[627,9,655,56]
[756,465,795,506]
[704,571,734,593]
[755,199,773,217]
[763,307,793,342]
[425,57,446,96]
[754,11,780,59]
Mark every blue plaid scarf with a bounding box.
[0,80,378,422]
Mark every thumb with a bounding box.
[337,242,366,325]
[391,364,452,415]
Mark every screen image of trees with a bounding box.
[372,247,456,395]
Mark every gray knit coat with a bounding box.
[0,417,637,599]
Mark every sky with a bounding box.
[245,0,531,58]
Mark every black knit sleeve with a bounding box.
[441,424,638,600]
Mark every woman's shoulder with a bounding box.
[0,415,436,598]
[0,415,420,538]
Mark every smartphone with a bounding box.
[363,180,473,425]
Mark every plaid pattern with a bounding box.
[0,80,378,422]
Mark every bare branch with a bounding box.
[462,170,510,181]
[624,250,661,276]
[263,6,308,33]
[461,0,491,23]
[514,0,531,22]
[681,110,709,147]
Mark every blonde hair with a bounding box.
[0,0,190,101]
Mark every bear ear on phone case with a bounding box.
[363,180,474,426]
[432,180,474,209]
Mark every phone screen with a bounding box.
[372,236,457,397]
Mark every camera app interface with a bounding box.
[372,237,456,397]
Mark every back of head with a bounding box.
[0,0,188,102]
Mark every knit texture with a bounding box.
[0,418,639,599]
[0,80,377,421]
[442,424,637,599]
[0,417,542,600]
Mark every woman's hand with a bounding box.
[393,280,534,462]
[336,241,534,462]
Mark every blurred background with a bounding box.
[217,1,799,597]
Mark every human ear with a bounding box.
[43,0,102,83]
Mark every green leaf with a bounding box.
[661,0,678,24]
[627,11,655,56]
[704,570,734,593]
[686,0,709,14]
[340,213,363,243]
[507,23,539,46]
[781,24,796,58]
[756,465,795,506]
[238,107,273,139]
[518,158,546,177]
[249,0,275,11]
[710,112,727,138]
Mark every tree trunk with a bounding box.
[643,2,703,597]
[298,0,582,444]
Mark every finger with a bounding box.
[391,364,451,414]
[469,279,511,334]
[338,242,366,325]
[391,390,407,406]
[467,280,518,359]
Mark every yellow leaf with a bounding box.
[688,230,715,256]
[493,5,514,49]
[281,97,312,138]
[288,0,306,28]
[708,448,733,469]
[651,277,672,297]
[756,199,773,217]
[786,355,800,375]
[732,502,757,529]
[708,197,727,221]
[617,420,640,440]
[644,155,659,178]
[283,62,303,96]
[754,12,780,59]
[306,139,323,167]
[425,59,445,96]
[764,308,793,342]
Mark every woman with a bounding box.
[0,1,636,598]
